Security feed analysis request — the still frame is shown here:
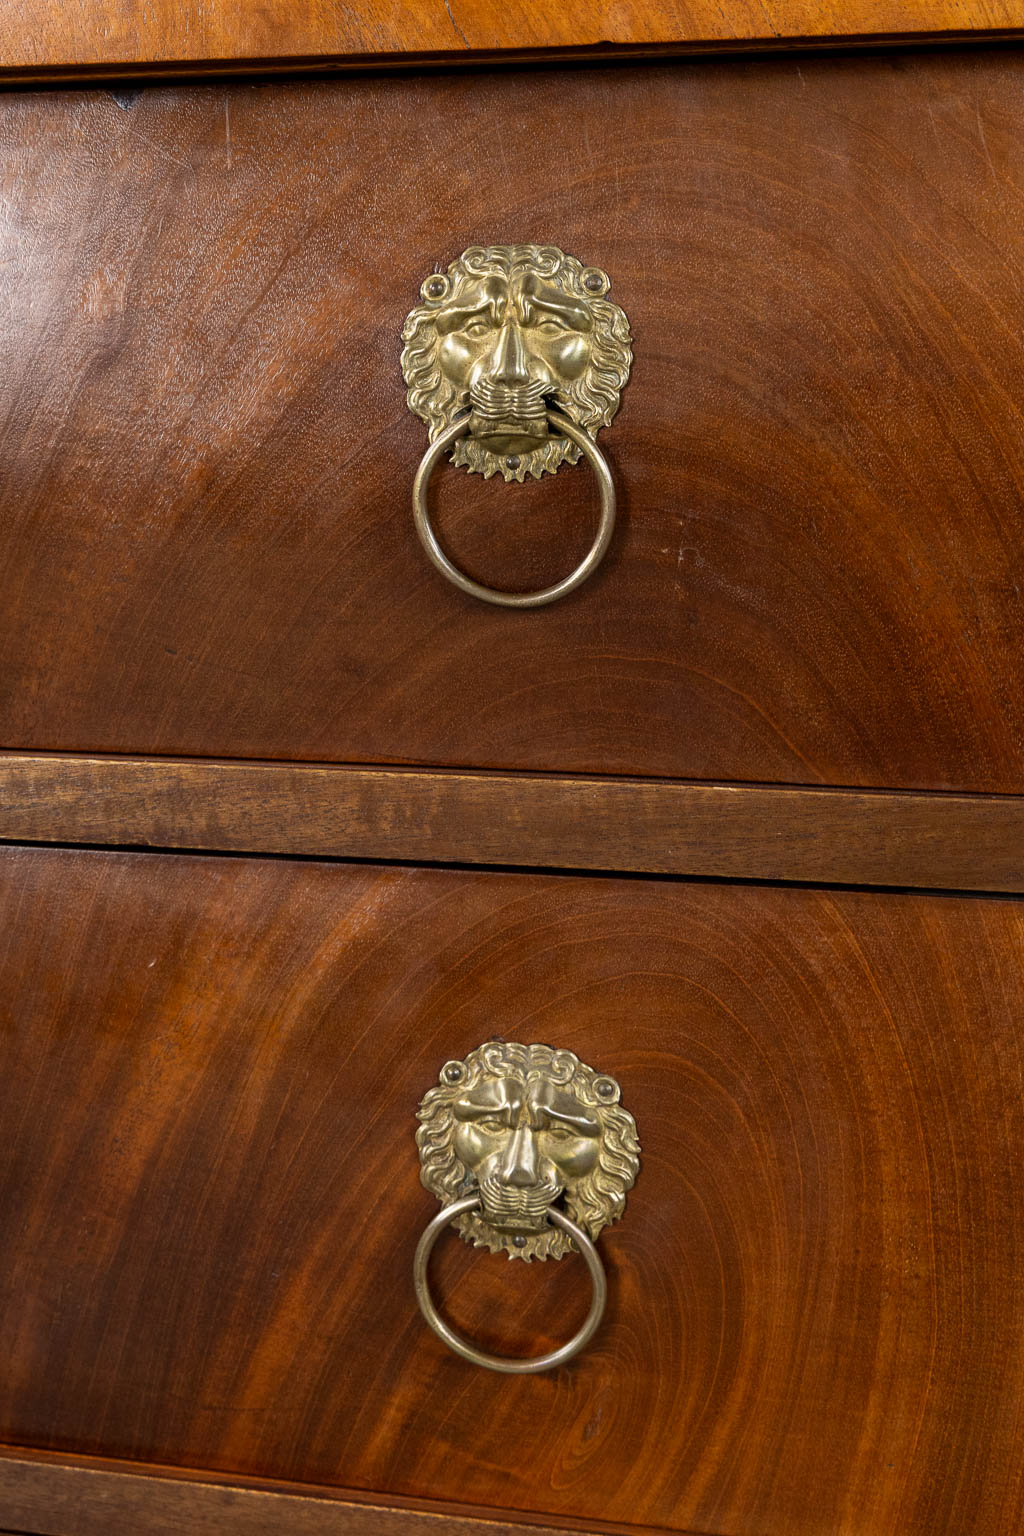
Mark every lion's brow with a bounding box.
[541,1105,601,1135]
[453,1093,517,1119]
[519,293,592,330]
[435,299,500,333]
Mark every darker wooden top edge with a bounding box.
[1,28,1023,88]
[1,752,1022,894]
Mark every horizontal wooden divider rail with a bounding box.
[1,753,1022,891]
[0,1449,680,1536]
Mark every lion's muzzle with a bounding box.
[468,377,551,451]
[477,1170,563,1232]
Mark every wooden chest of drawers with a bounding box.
[2,7,1024,1536]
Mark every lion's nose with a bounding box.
[502,1124,539,1187]
[490,322,530,386]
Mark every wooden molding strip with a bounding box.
[0,4,1022,83]
[0,1447,681,1536]
[1,752,1022,891]
[12,36,1024,91]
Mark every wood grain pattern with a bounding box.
[0,1448,677,1536]
[4,53,1024,791]
[0,846,1022,1535]
[0,2,1021,81]
[3,752,1024,892]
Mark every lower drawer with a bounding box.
[0,847,1021,1535]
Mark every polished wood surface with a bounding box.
[3,53,1024,791]
[1,847,1021,1535]
[0,1449,671,1536]
[0,2,1021,81]
[4,752,1024,892]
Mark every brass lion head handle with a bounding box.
[402,245,632,608]
[413,1041,641,1372]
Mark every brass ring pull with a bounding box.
[413,1193,607,1374]
[412,409,616,609]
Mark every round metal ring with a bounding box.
[412,1193,608,1374]
[412,409,617,609]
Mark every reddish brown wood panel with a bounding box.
[0,1449,672,1536]
[0,847,1022,1535]
[4,752,1024,892]
[3,53,1024,791]
[0,2,1021,80]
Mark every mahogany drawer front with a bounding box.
[0,845,1022,1536]
[3,48,1024,792]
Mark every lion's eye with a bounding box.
[477,1117,507,1134]
[545,1125,574,1141]
[535,318,568,333]
[461,318,491,337]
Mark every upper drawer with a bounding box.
[3,49,1024,790]
[1,846,1022,1535]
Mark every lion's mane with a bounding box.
[416,1040,641,1261]
[401,245,632,482]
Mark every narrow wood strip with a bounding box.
[0,2,1022,82]
[1,752,1022,891]
[0,1447,680,1536]
[4,33,1024,87]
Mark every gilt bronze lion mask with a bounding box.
[416,1040,641,1262]
[401,244,632,483]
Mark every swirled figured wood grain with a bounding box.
[3,53,1024,790]
[0,847,1021,1535]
